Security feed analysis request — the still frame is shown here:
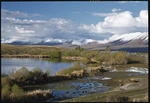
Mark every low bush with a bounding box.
[1,76,12,87]
[2,84,11,102]
[56,62,84,75]
[1,83,53,102]
[9,67,51,86]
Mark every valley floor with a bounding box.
[59,71,148,102]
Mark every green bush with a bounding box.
[75,46,84,51]
[9,67,51,85]
[10,67,31,86]
[56,62,84,75]
[2,84,11,102]
[45,70,51,76]
[31,68,44,82]
[10,84,25,102]
[110,51,129,65]
[1,76,12,87]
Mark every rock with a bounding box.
[132,98,143,102]
[144,96,148,101]
[129,78,140,83]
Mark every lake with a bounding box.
[1,58,74,75]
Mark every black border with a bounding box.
[0,0,149,103]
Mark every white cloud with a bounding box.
[1,9,148,45]
[1,10,89,43]
[112,8,121,12]
[81,10,148,34]
[135,10,148,27]
[92,12,117,17]
[118,1,140,3]
[1,9,42,18]
[15,27,35,34]
[1,38,19,43]
[92,8,121,17]
[118,1,127,3]
[103,11,135,27]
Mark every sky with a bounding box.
[1,1,148,45]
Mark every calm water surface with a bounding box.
[1,58,74,75]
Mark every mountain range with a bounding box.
[4,32,148,52]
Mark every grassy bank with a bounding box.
[1,44,148,102]
[60,74,148,102]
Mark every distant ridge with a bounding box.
[3,32,148,52]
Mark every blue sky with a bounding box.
[1,1,148,45]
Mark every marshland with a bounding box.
[1,44,148,102]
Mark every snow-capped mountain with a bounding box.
[94,32,148,44]
[3,32,148,52]
[80,32,148,52]
[107,32,148,43]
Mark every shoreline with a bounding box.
[1,55,58,58]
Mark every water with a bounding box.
[48,80,109,102]
[1,58,74,75]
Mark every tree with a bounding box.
[105,46,110,54]
[75,46,84,51]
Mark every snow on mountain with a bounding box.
[64,39,96,45]
[45,38,63,43]
[89,32,148,45]
[2,32,148,46]
[107,32,148,42]
[71,40,82,45]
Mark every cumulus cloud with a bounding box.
[1,9,148,45]
[1,9,94,43]
[81,10,148,34]
[135,10,148,27]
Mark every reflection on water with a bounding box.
[1,58,74,75]
[49,80,109,102]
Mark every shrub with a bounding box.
[56,62,84,75]
[9,67,31,86]
[9,67,52,85]
[75,46,84,51]
[31,67,45,83]
[24,89,53,102]
[10,67,30,81]
[1,76,12,87]
[10,84,25,102]
[2,84,11,102]
[45,70,51,77]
